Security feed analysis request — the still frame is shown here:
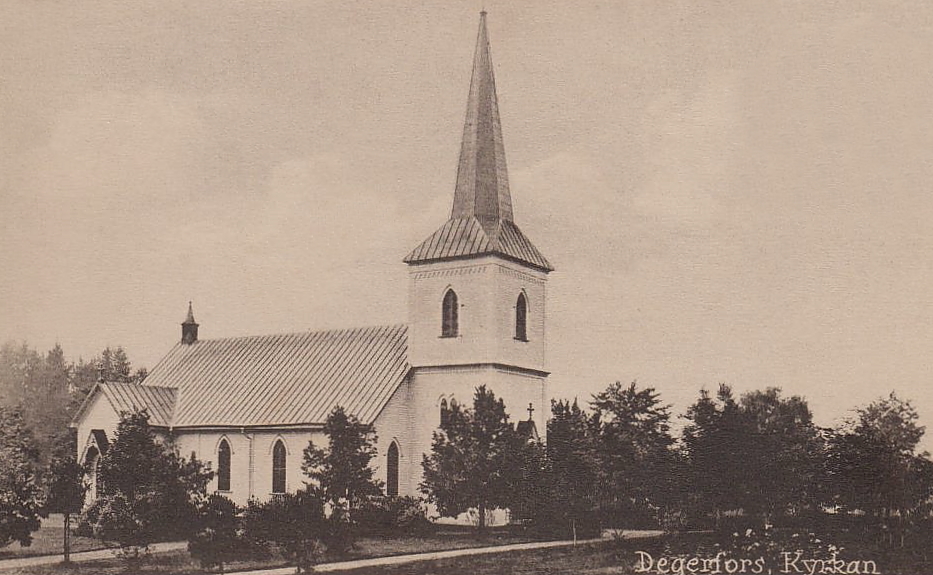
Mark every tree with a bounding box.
[590,381,676,527]
[301,406,383,513]
[0,406,42,548]
[682,385,746,525]
[736,388,823,521]
[0,341,147,484]
[683,386,823,527]
[533,399,600,538]
[420,385,524,533]
[301,406,383,554]
[44,453,86,562]
[827,392,933,519]
[90,409,212,554]
[0,342,43,409]
[0,342,69,477]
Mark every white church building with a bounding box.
[72,12,553,508]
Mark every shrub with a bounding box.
[188,494,243,573]
[243,490,326,573]
[92,492,158,568]
[355,495,434,536]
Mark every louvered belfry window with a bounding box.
[272,440,286,494]
[217,439,231,492]
[386,442,399,497]
[442,289,459,337]
[515,293,528,341]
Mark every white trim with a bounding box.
[268,435,290,455]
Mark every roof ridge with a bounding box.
[139,320,411,427]
[186,323,408,345]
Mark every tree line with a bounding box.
[0,341,147,554]
[0,341,146,475]
[1,338,931,569]
[421,382,933,542]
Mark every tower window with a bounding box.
[440,399,449,426]
[442,289,459,337]
[272,440,286,494]
[217,439,231,492]
[386,442,399,497]
[515,293,528,341]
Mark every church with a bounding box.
[71,12,553,509]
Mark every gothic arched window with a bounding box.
[217,439,231,492]
[85,446,100,503]
[440,399,449,426]
[386,442,399,497]
[442,289,459,337]
[515,293,528,341]
[272,440,287,494]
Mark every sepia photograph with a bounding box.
[2,1,932,573]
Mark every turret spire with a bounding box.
[181,301,199,345]
[451,11,513,233]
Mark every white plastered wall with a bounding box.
[172,428,324,506]
[407,255,548,373]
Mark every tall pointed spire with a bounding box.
[451,11,513,233]
[405,12,552,272]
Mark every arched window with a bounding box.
[442,289,458,337]
[272,440,286,494]
[217,439,231,492]
[515,293,528,341]
[440,399,449,427]
[386,442,399,497]
[84,447,100,504]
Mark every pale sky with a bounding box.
[3,1,933,448]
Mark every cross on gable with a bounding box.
[527,402,534,421]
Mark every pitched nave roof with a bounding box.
[116,325,409,428]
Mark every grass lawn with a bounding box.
[345,527,537,560]
[5,528,927,575]
[337,532,932,575]
[0,515,113,560]
[339,538,663,575]
[0,527,542,575]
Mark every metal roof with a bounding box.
[406,14,552,273]
[142,324,409,427]
[451,11,513,233]
[404,217,553,272]
[97,382,177,427]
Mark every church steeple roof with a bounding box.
[183,301,196,325]
[451,11,512,231]
[405,12,552,273]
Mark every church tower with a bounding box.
[403,12,552,481]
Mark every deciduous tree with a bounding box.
[827,392,933,518]
[420,385,523,533]
[44,453,86,562]
[590,381,676,526]
[0,406,42,548]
